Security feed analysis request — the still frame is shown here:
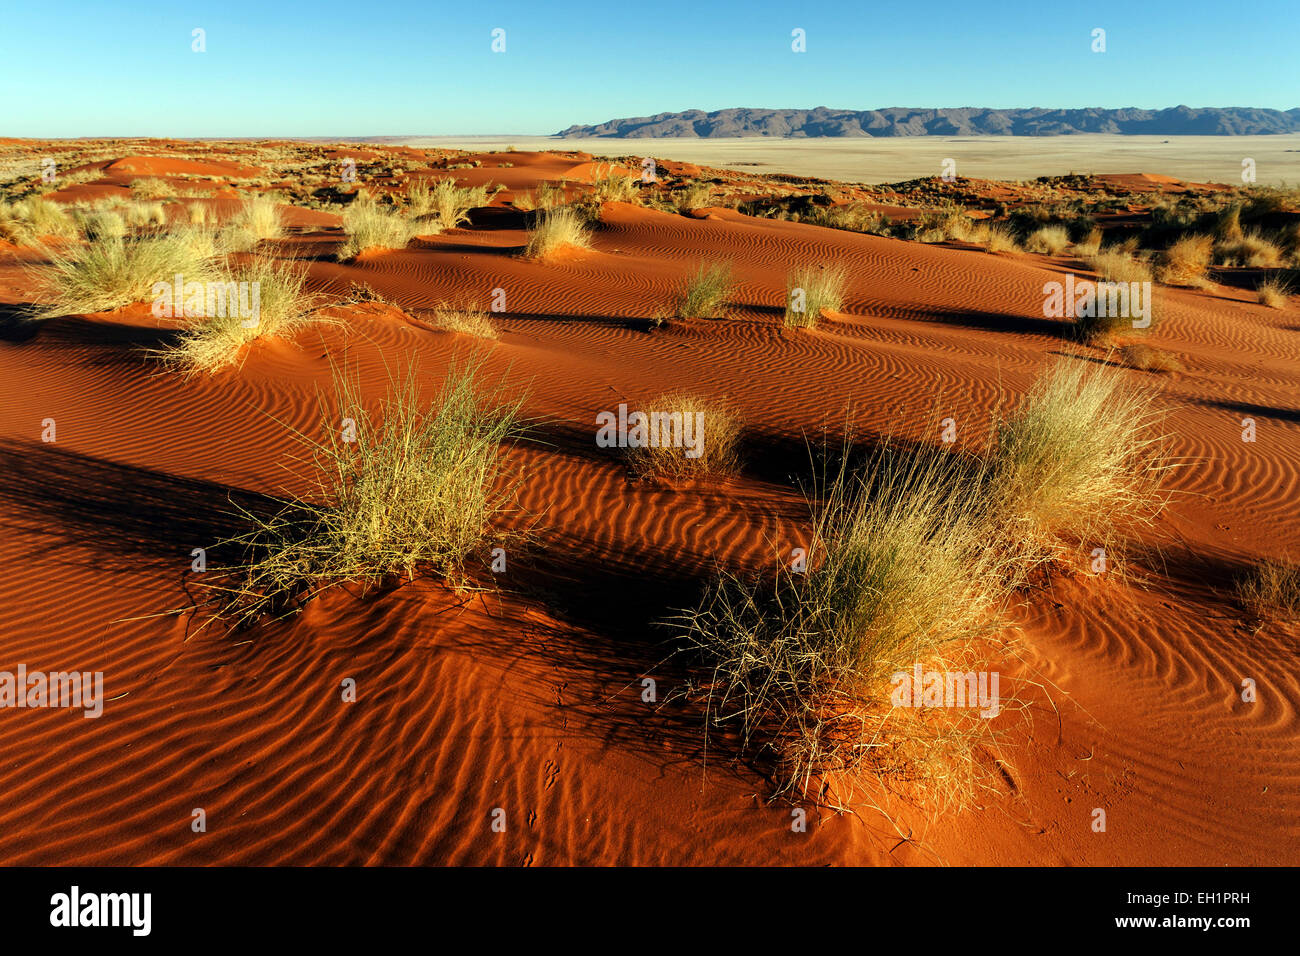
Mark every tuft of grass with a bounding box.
[591,174,640,204]
[0,197,79,243]
[338,196,418,260]
[988,358,1170,572]
[430,303,498,340]
[153,258,316,375]
[1234,555,1300,622]
[408,177,497,230]
[984,225,1021,255]
[1088,250,1153,285]
[1216,231,1283,268]
[223,196,284,252]
[1073,226,1103,258]
[35,232,218,317]
[674,262,735,319]
[523,206,590,259]
[675,181,712,212]
[1257,276,1292,308]
[73,207,128,242]
[674,438,1013,803]
[625,392,742,479]
[805,204,891,235]
[1117,343,1183,374]
[784,264,847,328]
[130,178,177,200]
[1154,234,1214,286]
[204,360,525,624]
[124,201,167,230]
[1024,225,1071,255]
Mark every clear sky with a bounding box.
[4,0,1297,137]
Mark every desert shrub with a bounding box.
[625,393,741,479]
[988,358,1169,570]
[523,206,590,259]
[673,262,735,318]
[784,264,847,328]
[153,258,316,374]
[207,360,525,624]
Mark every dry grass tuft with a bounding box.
[674,262,736,319]
[201,360,525,625]
[152,258,317,375]
[1234,555,1300,622]
[1024,225,1071,255]
[988,358,1170,572]
[1257,276,1292,309]
[523,206,590,259]
[430,303,499,339]
[784,265,847,328]
[625,392,742,479]
[338,196,418,260]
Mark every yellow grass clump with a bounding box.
[625,393,742,479]
[203,360,525,625]
[988,358,1170,571]
[524,206,590,259]
[35,231,218,317]
[430,303,499,340]
[784,264,847,328]
[338,196,418,260]
[152,258,317,375]
[1257,276,1291,308]
[1024,225,1071,255]
[1234,555,1300,622]
[673,262,735,319]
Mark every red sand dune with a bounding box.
[0,143,1296,866]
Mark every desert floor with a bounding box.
[0,140,1296,865]
[400,134,1300,187]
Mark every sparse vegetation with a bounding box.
[1234,555,1300,622]
[1154,234,1214,286]
[205,360,525,624]
[1257,276,1292,308]
[674,263,736,319]
[523,206,590,259]
[153,258,317,375]
[430,303,498,339]
[35,231,218,317]
[988,358,1169,571]
[784,265,847,328]
[626,393,741,479]
[338,196,419,260]
[675,438,1013,803]
[1024,225,1071,255]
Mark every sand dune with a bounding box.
[0,140,1296,866]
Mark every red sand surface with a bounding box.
[0,142,1296,865]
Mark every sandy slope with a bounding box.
[0,147,1296,865]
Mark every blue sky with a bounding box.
[4,0,1297,137]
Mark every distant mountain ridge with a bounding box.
[558,106,1300,138]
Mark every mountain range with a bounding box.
[557,106,1300,138]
